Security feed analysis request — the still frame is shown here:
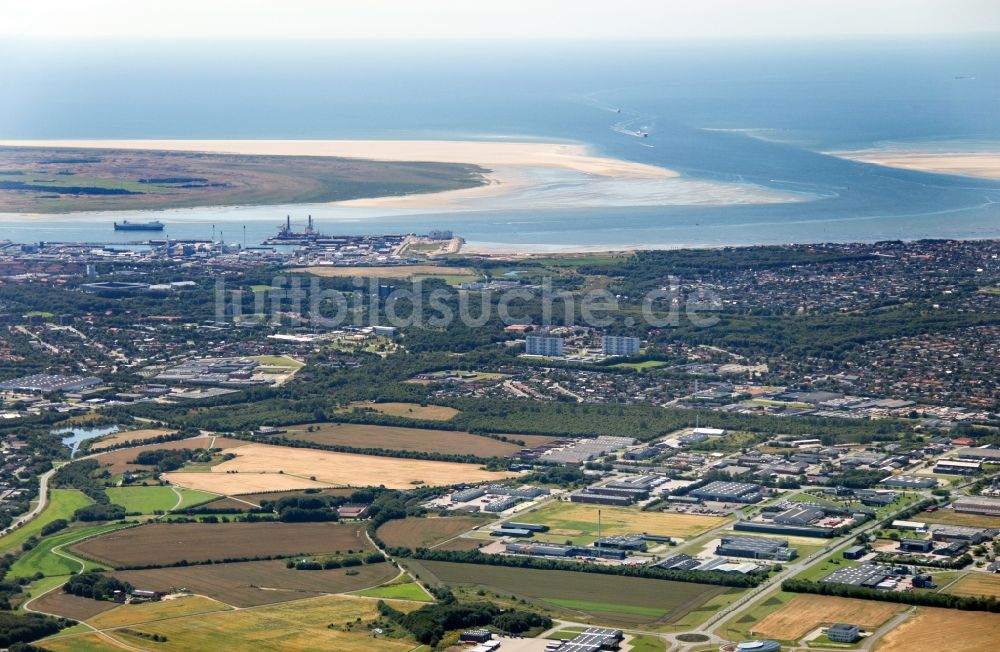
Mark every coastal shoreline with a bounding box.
[829,144,1000,180]
[0,138,802,217]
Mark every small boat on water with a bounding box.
[114,220,164,231]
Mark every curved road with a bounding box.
[0,466,60,539]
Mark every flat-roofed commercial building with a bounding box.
[955,447,1000,462]
[953,496,1000,517]
[882,475,937,489]
[717,535,797,561]
[827,623,861,643]
[0,374,103,394]
[934,459,982,475]
[690,481,763,504]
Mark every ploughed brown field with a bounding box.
[377,516,488,549]
[93,436,248,475]
[284,422,556,457]
[111,560,399,608]
[28,590,119,621]
[70,522,370,567]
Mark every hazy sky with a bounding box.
[4,0,1000,40]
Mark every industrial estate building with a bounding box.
[525,335,564,357]
[933,459,982,475]
[155,358,262,386]
[716,535,797,561]
[953,496,1000,517]
[0,374,103,394]
[881,475,937,489]
[690,481,763,504]
[557,627,624,652]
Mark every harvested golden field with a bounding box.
[298,265,475,279]
[78,595,417,652]
[207,442,517,488]
[163,471,332,495]
[752,594,903,640]
[39,632,123,651]
[946,573,1000,598]
[71,522,369,567]
[284,422,525,457]
[29,590,118,621]
[377,516,487,549]
[91,428,175,451]
[88,595,230,629]
[112,560,398,608]
[875,607,1000,652]
[94,436,248,475]
[346,401,460,421]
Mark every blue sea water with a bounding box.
[1,38,999,248]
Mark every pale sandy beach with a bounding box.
[0,139,801,212]
[830,145,1000,180]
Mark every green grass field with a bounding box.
[352,581,433,602]
[250,355,304,368]
[106,486,179,513]
[611,360,665,371]
[8,523,129,579]
[106,486,218,513]
[629,635,668,652]
[407,559,727,628]
[0,489,93,556]
[718,590,795,641]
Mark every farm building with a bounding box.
[336,503,370,519]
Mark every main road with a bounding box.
[0,465,60,539]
